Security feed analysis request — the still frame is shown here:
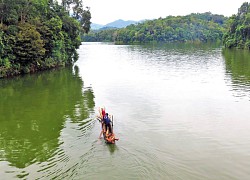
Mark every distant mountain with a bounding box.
[91,23,104,30]
[105,19,137,28]
[91,19,140,30]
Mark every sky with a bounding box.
[83,0,248,25]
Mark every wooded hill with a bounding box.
[0,0,91,78]
[84,2,250,51]
[223,2,250,49]
[82,12,227,44]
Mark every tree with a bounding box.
[0,0,92,78]
[223,2,250,49]
[14,23,45,68]
[111,13,227,44]
[81,7,91,33]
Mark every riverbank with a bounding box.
[0,61,69,79]
[0,1,90,79]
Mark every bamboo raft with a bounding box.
[97,108,119,144]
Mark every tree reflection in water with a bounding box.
[222,48,250,99]
[0,66,95,170]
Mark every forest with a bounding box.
[0,0,91,78]
[82,12,227,44]
[83,2,250,50]
[223,2,250,49]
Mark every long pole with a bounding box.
[112,115,114,128]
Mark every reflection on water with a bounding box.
[136,41,222,52]
[106,144,118,154]
[222,48,250,99]
[0,66,95,178]
[1,42,250,179]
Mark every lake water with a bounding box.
[0,42,250,179]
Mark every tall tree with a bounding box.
[61,0,72,11]
[71,0,91,33]
[81,7,91,33]
[223,2,250,49]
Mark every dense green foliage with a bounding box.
[223,2,250,49]
[116,13,227,44]
[82,28,118,42]
[0,0,91,78]
[82,12,227,44]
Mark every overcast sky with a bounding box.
[83,0,248,25]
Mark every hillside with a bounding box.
[105,19,138,28]
[223,2,250,49]
[91,23,104,30]
[83,12,227,43]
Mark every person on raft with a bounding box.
[103,113,113,136]
[100,107,106,120]
[98,107,106,139]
